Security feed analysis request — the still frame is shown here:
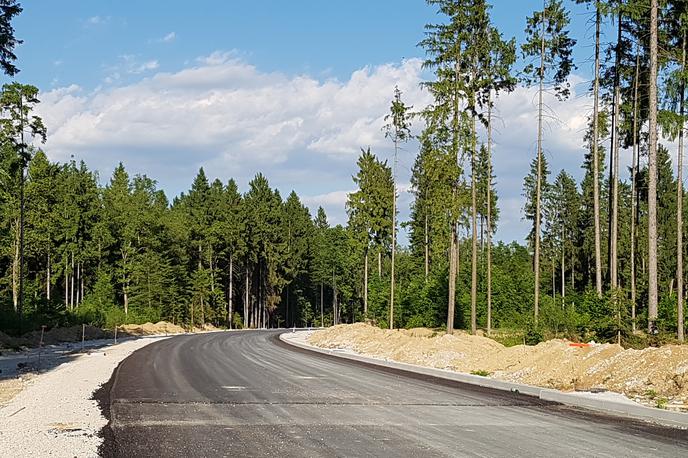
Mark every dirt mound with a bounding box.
[119,321,186,336]
[15,325,109,347]
[309,323,688,408]
[0,331,27,349]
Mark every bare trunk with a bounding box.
[364,249,368,317]
[648,0,659,332]
[592,6,603,298]
[64,256,68,310]
[229,254,233,329]
[678,31,686,342]
[425,213,430,280]
[12,220,18,312]
[47,252,51,301]
[80,264,84,306]
[320,282,324,327]
[390,137,397,330]
[76,262,81,307]
[447,226,457,334]
[534,3,546,320]
[245,265,249,328]
[190,299,194,331]
[470,111,478,335]
[377,251,381,278]
[631,51,640,333]
[332,268,337,325]
[610,12,622,290]
[561,193,565,306]
[70,251,75,311]
[447,36,460,334]
[487,97,493,336]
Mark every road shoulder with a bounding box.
[0,336,168,458]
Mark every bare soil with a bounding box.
[0,321,187,350]
[309,323,688,411]
[118,321,187,336]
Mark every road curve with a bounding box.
[98,330,688,457]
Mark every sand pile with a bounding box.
[309,323,688,406]
[119,321,186,336]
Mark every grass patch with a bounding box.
[470,370,491,377]
[656,397,669,409]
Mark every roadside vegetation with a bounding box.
[1,1,687,350]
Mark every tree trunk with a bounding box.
[47,252,51,301]
[534,3,546,320]
[76,262,81,307]
[677,31,686,343]
[561,207,565,307]
[447,226,457,334]
[12,220,18,312]
[447,39,461,334]
[487,98,493,336]
[631,51,640,334]
[377,251,381,278]
[390,137,397,330]
[19,162,25,326]
[592,5,603,298]
[190,300,194,332]
[609,12,622,290]
[364,249,368,317]
[648,0,659,333]
[245,265,249,328]
[332,268,337,325]
[425,213,430,280]
[228,254,233,329]
[320,282,324,327]
[64,256,68,311]
[471,111,478,335]
[70,251,75,311]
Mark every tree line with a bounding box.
[1,0,687,345]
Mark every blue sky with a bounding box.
[12,1,614,243]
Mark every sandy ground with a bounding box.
[309,323,688,412]
[0,336,168,457]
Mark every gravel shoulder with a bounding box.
[0,336,169,458]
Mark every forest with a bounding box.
[1,0,687,346]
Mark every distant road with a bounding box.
[99,330,688,457]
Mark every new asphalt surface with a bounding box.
[98,330,688,457]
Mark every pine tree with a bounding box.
[420,0,474,333]
[522,0,576,319]
[383,86,412,329]
[0,83,47,327]
[648,0,659,333]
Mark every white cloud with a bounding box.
[160,32,176,43]
[36,52,600,243]
[85,16,109,26]
[131,60,159,74]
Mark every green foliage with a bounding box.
[470,370,491,377]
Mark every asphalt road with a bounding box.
[98,330,688,457]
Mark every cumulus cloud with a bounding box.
[36,52,598,242]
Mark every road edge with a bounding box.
[280,331,688,429]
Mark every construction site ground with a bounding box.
[309,323,688,412]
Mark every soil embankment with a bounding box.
[309,323,688,411]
